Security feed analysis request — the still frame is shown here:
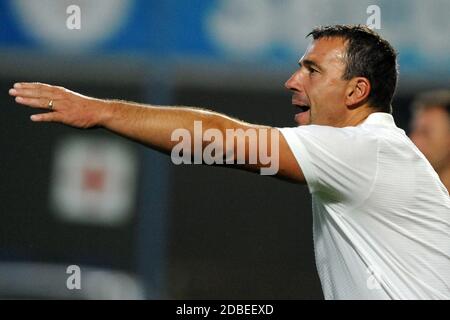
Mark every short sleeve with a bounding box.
[278,125,378,203]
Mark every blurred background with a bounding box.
[0,0,449,299]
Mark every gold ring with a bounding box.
[48,100,54,111]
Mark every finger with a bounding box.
[9,87,54,99]
[11,82,59,99]
[30,112,62,123]
[15,96,56,110]
[14,82,55,90]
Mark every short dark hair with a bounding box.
[411,90,450,117]
[307,25,398,113]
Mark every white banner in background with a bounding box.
[206,0,450,65]
[11,0,133,51]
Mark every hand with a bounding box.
[9,82,106,129]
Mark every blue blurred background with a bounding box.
[0,0,449,299]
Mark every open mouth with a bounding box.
[293,103,311,113]
[292,101,311,125]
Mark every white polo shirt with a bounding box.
[279,112,450,300]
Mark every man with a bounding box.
[9,25,450,299]
[409,90,450,192]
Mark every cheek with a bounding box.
[434,134,450,156]
[415,139,430,155]
[312,78,345,105]
[420,136,446,159]
[306,77,347,125]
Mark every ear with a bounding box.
[345,77,371,108]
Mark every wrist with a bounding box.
[94,99,115,127]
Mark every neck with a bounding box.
[437,164,450,193]
[339,105,375,127]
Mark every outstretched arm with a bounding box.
[9,82,304,182]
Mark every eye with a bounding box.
[308,67,318,75]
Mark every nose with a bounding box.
[284,69,301,92]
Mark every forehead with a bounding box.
[413,106,450,128]
[300,37,347,67]
[415,106,449,121]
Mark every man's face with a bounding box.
[410,106,450,172]
[285,37,350,126]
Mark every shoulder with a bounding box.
[279,124,379,148]
[277,124,380,197]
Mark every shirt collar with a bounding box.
[361,112,397,127]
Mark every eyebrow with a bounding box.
[298,59,323,72]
